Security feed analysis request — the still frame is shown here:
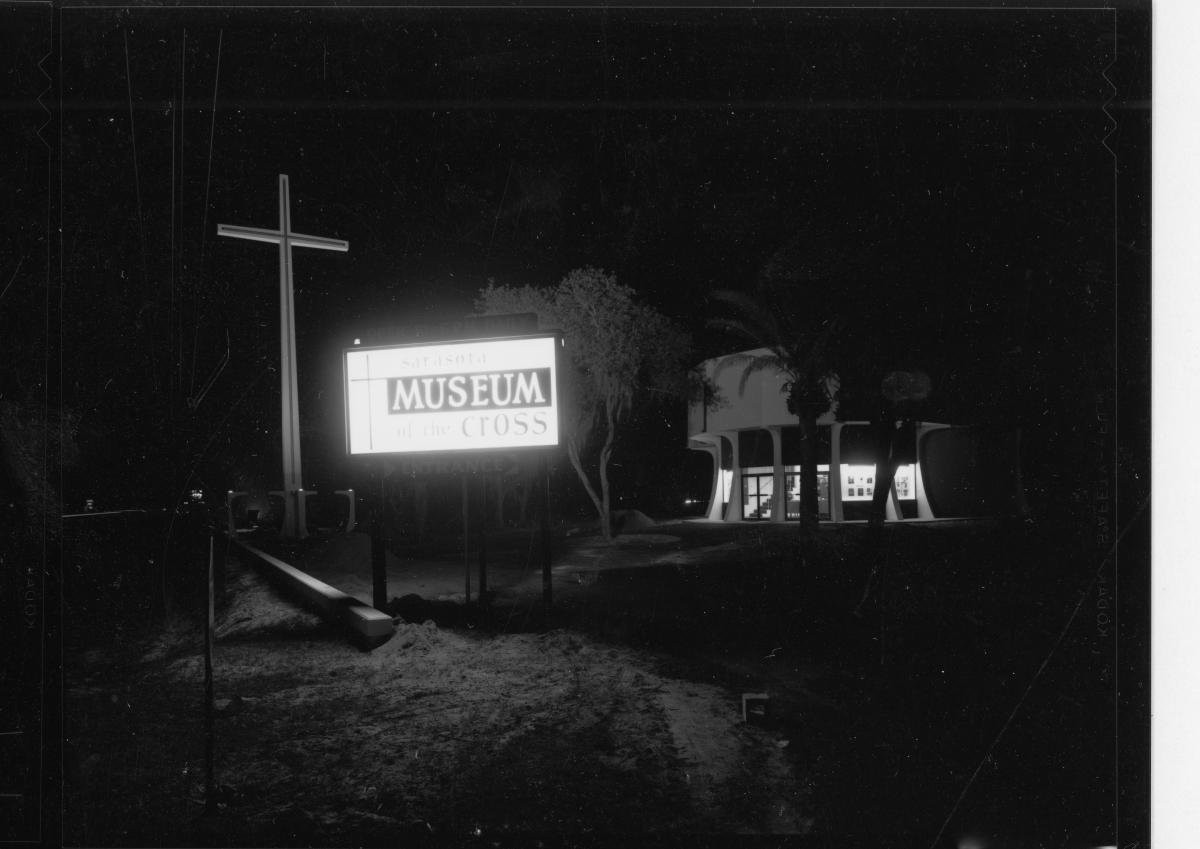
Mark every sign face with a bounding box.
[344,334,561,455]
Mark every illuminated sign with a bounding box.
[344,335,560,455]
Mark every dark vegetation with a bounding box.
[511,520,1120,846]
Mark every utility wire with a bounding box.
[180,29,188,395]
[191,29,224,405]
[485,158,514,262]
[169,93,177,409]
[188,330,230,411]
[122,31,150,298]
[198,29,223,271]
[123,31,158,392]
[0,256,25,303]
[926,497,1149,849]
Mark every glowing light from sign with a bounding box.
[344,335,560,455]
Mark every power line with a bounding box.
[198,29,223,270]
[122,31,153,332]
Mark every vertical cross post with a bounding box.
[218,175,348,539]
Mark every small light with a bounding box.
[354,337,361,345]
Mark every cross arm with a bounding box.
[217,223,348,252]
[289,232,350,252]
[217,223,283,244]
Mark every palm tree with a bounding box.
[709,288,840,529]
[867,369,931,528]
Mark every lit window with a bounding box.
[840,464,916,500]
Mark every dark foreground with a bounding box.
[59,515,1140,848]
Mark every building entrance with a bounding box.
[784,466,831,521]
[742,471,774,520]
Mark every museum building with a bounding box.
[687,349,1011,523]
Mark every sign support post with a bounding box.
[371,471,388,612]
[462,474,471,604]
[541,454,552,610]
[477,476,488,602]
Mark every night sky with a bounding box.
[2,3,1150,516]
[0,5,1162,842]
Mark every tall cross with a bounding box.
[218,174,348,539]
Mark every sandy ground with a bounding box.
[61,516,1137,848]
[62,534,815,845]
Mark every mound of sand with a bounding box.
[611,508,657,531]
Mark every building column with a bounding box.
[768,426,785,523]
[914,422,945,519]
[830,423,844,523]
[698,442,724,521]
[728,432,743,522]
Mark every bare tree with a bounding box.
[476,267,691,540]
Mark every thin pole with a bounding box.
[372,470,387,611]
[477,475,488,601]
[542,455,552,609]
[204,533,215,813]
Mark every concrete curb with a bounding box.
[233,540,394,649]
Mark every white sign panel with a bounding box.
[344,335,560,455]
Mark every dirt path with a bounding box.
[63,554,814,845]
